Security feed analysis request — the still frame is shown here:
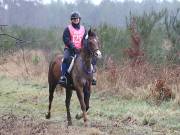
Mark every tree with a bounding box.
[165,8,180,64]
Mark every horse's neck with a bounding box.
[80,48,92,69]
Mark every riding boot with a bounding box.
[58,62,68,86]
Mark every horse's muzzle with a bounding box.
[95,50,102,59]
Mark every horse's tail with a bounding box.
[48,60,55,84]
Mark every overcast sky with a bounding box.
[42,0,179,5]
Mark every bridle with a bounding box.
[84,34,100,57]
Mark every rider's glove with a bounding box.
[69,43,77,54]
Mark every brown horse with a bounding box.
[46,29,102,126]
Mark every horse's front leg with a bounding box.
[76,87,88,127]
[65,88,73,126]
[84,82,91,112]
[75,83,91,120]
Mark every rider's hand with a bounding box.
[69,43,79,54]
[71,46,77,54]
[74,47,80,54]
[69,43,75,51]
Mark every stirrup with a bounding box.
[92,79,96,85]
[58,76,67,86]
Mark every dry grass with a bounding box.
[96,60,180,103]
[0,49,49,84]
[0,49,180,104]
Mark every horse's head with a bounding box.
[84,28,102,59]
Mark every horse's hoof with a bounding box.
[45,113,50,119]
[75,113,83,120]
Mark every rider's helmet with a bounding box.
[70,11,81,20]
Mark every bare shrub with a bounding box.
[96,60,180,102]
[150,79,173,104]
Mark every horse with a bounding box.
[45,29,102,126]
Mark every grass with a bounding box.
[0,75,180,135]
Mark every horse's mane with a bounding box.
[88,29,96,37]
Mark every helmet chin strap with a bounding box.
[72,22,80,25]
[71,23,80,28]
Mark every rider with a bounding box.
[58,11,97,86]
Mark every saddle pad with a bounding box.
[67,55,76,73]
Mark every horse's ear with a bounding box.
[88,28,92,35]
[85,34,88,39]
[93,28,96,32]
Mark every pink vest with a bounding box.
[68,24,85,49]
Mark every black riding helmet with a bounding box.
[70,12,81,20]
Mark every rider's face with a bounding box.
[71,18,80,24]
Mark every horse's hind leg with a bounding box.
[46,82,56,119]
[65,88,72,126]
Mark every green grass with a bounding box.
[0,75,180,134]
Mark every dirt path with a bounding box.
[0,113,155,135]
[0,113,104,135]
